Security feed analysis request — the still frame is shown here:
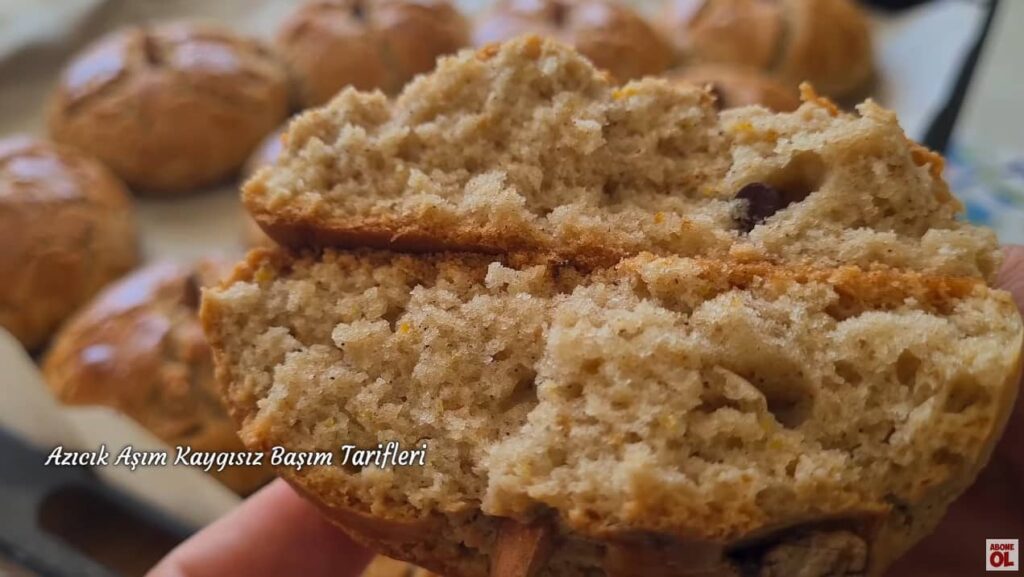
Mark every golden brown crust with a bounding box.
[0,136,138,350]
[473,0,672,81]
[247,199,996,300]
[215,246,989,313]
[47,22,290,195]
[276,0,469,108]
[660,0,873,98]
[667,64,800,112]
[43,259,274,494]
[618,254,983,315]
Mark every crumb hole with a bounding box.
[581,358,601,375]
[765,391,812,429]
[738,370,813,429]
[500,368,538,412]
[834,361,862,385]
[895,350,921,388]
[943,376,989,413]
[732,151,824,232]
[931,448,965,470]
[558,381,584,400]
[381,307,403,330]
[610,395,634,412]
[724,364,814,428]
[861,420,895,444]
[545,446,567,467]
[871,196,898,219]
[766,151,826,205]
[824,299,860,322]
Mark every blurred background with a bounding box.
[0,0,1020,576]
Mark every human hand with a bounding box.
[145,479,373,577]
[889,246,1024,576]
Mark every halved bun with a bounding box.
[202,248,1022,577]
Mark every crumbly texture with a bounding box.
[244,37,996,279]
[0,136,138,350]
[473,0,672,82]
[276,0,470,108]
[659,0,874,98]
[202,248,1023,577]
[667,64,800,112]
[243,125,288,248]
[48,22,290,195]
[44,259,274,495]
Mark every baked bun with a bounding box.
[48,22,290,195]
[660,0,873,98]
[668,64,800,111]
[276,0,470,108]
[244,37,996,279]
[202,248,1022,577]
[44,259,274,495]
[0,136,138,350]
[473,0,672,81]
[242,126,288,247]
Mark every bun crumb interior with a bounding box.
[202,248,1022,577]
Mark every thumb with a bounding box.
[146,479,373,577]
